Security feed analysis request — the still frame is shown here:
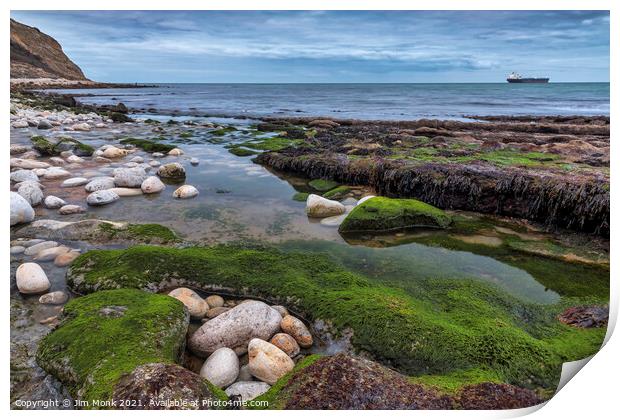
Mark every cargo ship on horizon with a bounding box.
[506,72,549,83]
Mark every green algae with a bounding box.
[238,136,305,152]
[36,289,189,404]
[249,354,324,409]
[322,185,352,199]
[339,197,452,233]
[119,138,175,153]
[96,222,178,244]
[292,192,310,202]
[308,179,339,192]
[211,127,237,136]
[227,146,257,157]
[67,245,606,391]
[30,135,95,157]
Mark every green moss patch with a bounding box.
[227,147,257,157]
[322,185,352,199]
[67,245,605,390]
[95,222,178,244]
[119,138,175,153]
[36,289,189,404]
[308,179,339,192]
[238,136,305,152]
[292,192,310,202]
[31,135,95,157]
[339,197,452,233]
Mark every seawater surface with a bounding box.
[49,82,610,121]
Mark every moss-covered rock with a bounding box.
[227,147,256,157]
[254,354,455,409]
[322,185,352,200]
[112,363,227,409]
[292,192,310,202]
[31,135,95,157]
[308,179,339,192]
[108,112,133,123]
[339,197,452,233]
[15,219,178,244]
[36,289,190,404]
[119,138,175,153]
[66,245,606,390]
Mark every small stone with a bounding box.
[141,176,166,194]
[16,262,50,294]
[61,177,89,187]
[248,338,295,385]
[17,182,44,206]
[108,187,143,197]
[206,307,230,318]
[306,194,346,218]
[130,156,144,163]
[43,167,72,179]
[101,146,128,159]
[43,196,66,209]
[190,157,199,165]
[152,152,165,158]
[50,157,66,166]
[66,155,85,164]
[148,160,161,167]
[24,241,59,256]
[173,185,198,199]
[71,123,91,131]
[199,347,239,388]
[357,195,376,205]
[37,119,53,129]
[281,315,313,348]
[10,169,38,183]
[271,305,289,317]
[54,251,81,267]
[11,245,26,254]
[270,333,301,358]
[85,177,115,192]
[113,167,147,188]
[168,148,184,156]
[39,291,69,305]
[237,364,254,381]
[206,295,224,308]
[34,246,71,262]
[225,381,270,402]
[157,162,186,178]
[10,192,35,226]
[87,190,120,206]
[168,287,209,319]
[10,158,50,170]
[58,204,86,215]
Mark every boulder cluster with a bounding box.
[167,289,313,402]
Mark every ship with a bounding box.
[506,72,549,83]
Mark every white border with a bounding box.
[3,2,616,419]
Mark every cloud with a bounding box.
[10,10,609,82]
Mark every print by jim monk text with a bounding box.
[13,398,269,409]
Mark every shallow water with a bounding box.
[11,115,602,306]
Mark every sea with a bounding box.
[48,82,610,121]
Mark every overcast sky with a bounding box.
[11,10,610,83]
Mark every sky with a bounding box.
[11,10,610,83]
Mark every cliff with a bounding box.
[10,18,88,80]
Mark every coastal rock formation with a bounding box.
[255,116,609,235]
[112,363,224,410]
[36,289,190,403]
[11,19,87,80]
[339,196,452,233]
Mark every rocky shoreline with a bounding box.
[10,90,609,410]
[253,116,609,235]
